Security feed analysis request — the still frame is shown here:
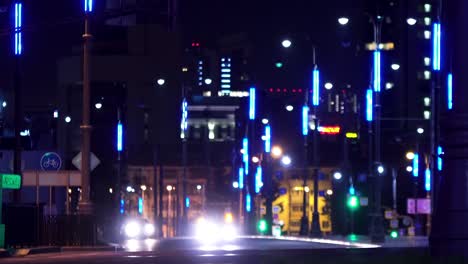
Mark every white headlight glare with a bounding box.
[125,222,141,238]
[223,225,238,241]
[144,223,155,236]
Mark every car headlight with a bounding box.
[223,224,238,241]
[124,221,141,238]
[144,223,155,236]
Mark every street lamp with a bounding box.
[286,105,294,112]
[157,78,165,86]
[271,146,283,159]
[95,102,102,109]
[406,152,415,160]
[262,118,269,125]
[333,171,343,180]
[338,17,350,25]
[377,165,385,175]
[281,39,292,48]
[281,156,292,166]
[407,18,417,26]
[391,64,400,71]
[324,82,333,90]
[417,127,425,134]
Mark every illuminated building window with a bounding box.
[424,4,431,13]
[424,111,431,120]
[424,30,431,40]
[220,57,232,90]
[424,71,431,80]
[424,57,431,66]
[424,97,431,107]
[424,17,431,26]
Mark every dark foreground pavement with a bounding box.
[0,237,463,264]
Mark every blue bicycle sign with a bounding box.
[40,152,62,171]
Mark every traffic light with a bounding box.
[347,195,359,210]
[390,230,398,239]
[258,219,268,233]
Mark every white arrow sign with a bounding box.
[72,152,101,172]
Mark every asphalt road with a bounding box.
[1,237,429,264]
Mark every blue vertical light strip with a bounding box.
[84,0,93,13]
[366,89,373,122]
[120,199,125,214]
[180,98,188,139]
[249,87,256,120]
[265,125,271,153]
[302,105,309,136]
[238,167,244,189]
[185,197,190,208]
[447,73,453,110]
[255,166,263,194]
[14,2,23,56]
[243,138,249,175]
[373,51,381,92]
[138,198,143,214]
[425,168,431,191]
[413,154,419,177]
[117,122,123,152]
[312,69,320,106]
[246,193,251,212]
[432,23,441,71]
[438,146,443,171]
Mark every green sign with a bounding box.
[0,174,21,189]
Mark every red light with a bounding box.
[292,89,296,93]
[276,88,281,92]
[318,126,341,135]
[269,88,273,92]
[283,89,287,92]
[298,89,303,93]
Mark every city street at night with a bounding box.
[1,0,468,262]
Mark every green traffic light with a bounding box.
[275,62,283,68]
[348,234,358,241]
[347,195,359,209]
[390,230,398,239]
[258,219,267,233]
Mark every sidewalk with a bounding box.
[329,235,429,248]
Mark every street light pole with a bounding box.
[310,55,322,237]
[369,15,385,243]
[12,1,23,203]
[79,1,93,214]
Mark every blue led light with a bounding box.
[246,193,251,212]
[265,125,271,153]
[438,146,443,171]
[221,84,231,89]
[255,166,263,194]
[432,23,441,71]
[249,87,256,120]
[221,69,231,73]
[185,197,190,208]
[120,199,125,214]
[312,69,320,106]
[373,51,381,92]
[239,167,244,189]
[138,197,143,214]
[413,154,419,177]
[349,186,355,195]
[425,168,431,191]
[180,98,188,139]
[243,138,249,175]
[117,122,123,152]
[84,0,93,13]
[366,89,373,122]
[302,105,309,136]
[448,73,453,110]
[14,2,22,56]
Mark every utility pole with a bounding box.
[369,15,385,243]
[79,0,93,214]
[310,52,322,237]
[12,1,23,203]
